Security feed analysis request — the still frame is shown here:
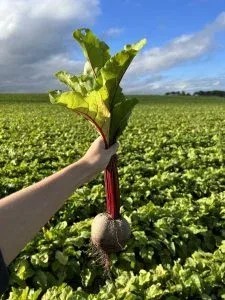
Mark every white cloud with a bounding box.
[127,12,225,76]
[30,0,100,22]
[104,27,124,37]
[213,80,220,86]
[121,12,225,94]
[0,0,100,92]
[123,75,225,95]
[0,0,100,39]
[0,54,84,92]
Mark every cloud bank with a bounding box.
[127,12,225,75]
[124,74,225,95]
[0,0,100,92]
[123,12,225,93]
[0,2,224,94]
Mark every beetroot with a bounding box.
[91,213,131,253]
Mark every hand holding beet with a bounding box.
[82,136,119,173]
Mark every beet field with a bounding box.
[1,94,225,299]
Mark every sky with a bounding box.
[0,0,225,94]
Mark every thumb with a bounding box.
[107,142,119,156]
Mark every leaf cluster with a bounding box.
[49,28,146,146]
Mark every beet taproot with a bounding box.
[91,213,131,253]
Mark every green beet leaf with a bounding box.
[96,38,147,105]
[73,28,111,77]
[55,71,95,96]
[109,98,138,144]
[49,28,146,146]
[8,287,42,300]
[49,87,110,140]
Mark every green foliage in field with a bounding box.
[1,94,225,299]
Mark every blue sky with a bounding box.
[0,0,225,94]
[97,0,225,47]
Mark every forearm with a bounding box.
[0,158,95,265]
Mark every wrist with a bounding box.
[77,157,100,179]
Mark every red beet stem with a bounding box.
[104,154,120,219]
[78,112,120,219]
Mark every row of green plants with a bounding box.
[4,190,225,299]
[1,96,225,298]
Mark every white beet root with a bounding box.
[91,213,131,253]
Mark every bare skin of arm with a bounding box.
[0,137,118,265]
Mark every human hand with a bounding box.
[82,136,119,173]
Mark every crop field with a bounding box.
[1,94,225,299]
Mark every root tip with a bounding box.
[89,240,111,273]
